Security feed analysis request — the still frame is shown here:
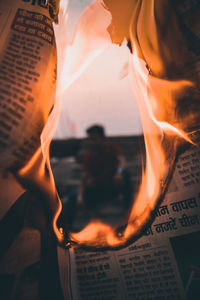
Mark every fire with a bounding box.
[55,0,112,92]
[11,0,199,249]
[49,0,200,249]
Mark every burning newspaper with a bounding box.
[68,141,200,299]
[0,0,200,299]
[58,1,200,299]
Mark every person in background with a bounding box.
[81,124,132,212]
[61,124,133,230]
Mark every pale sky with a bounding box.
[54,0,142,138]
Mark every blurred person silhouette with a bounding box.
[61,124,133,230]
[81,125,132,211]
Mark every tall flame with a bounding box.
[13,0,199,249]
[50,0,199,249]
[55,0,112,93]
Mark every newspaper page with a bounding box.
[67,1,200,299]
[68,141,200,300]
[0,1,59,298]
[0,0,57,170]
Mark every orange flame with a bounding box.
[53,0,199,249]
[55,0,112,93]
[10,0,199,249]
